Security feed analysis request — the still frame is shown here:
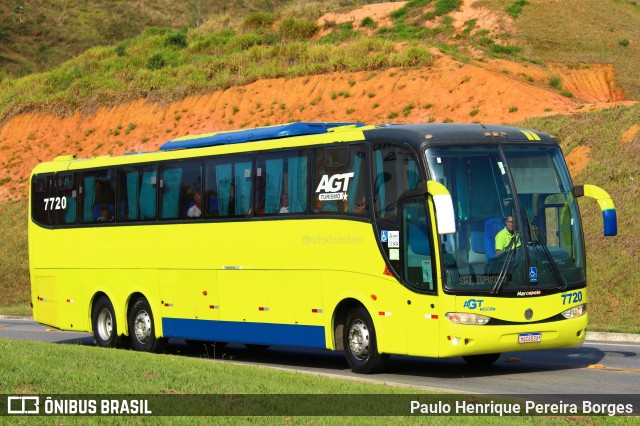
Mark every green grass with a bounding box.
[0,339,635,424]
[2,0,638,126]
[0,32,433,123]
[499,0,640,99]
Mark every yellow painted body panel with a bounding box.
[30,213,587,357]
[437,292,587,357]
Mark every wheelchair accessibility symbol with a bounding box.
[529,267,538,283]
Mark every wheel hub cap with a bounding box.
[348,319,369,360]
[134,310,152,343]
[97,308,113,341]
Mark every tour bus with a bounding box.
[29,122,616,373]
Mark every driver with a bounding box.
[495,215,521,254]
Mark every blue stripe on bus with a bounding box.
[162,318,326,348]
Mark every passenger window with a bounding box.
[255,150,308,216]
[312,145,369,216]
[116,165,157,222]
[31,174,55,226]
[160,161,202,220]
[205,157,253,218]
[81,169,115,223]
[58,173,77,224]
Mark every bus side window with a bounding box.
[255,149,308,216]
[159,161,202,220]
[81,169,115,223]
[312,145,368,216]
[139,167,157,221]
[205,158,252,218]
[373,144,420,220]
[31,174,54,226]
[58,173,77,225]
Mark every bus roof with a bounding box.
[362,123,558,145]
[159,122,558,152]
[32,122,559,175]
[159,122,364,151]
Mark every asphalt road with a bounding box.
[1,318,639,399]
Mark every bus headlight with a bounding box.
[445,312,490,325]
[561,303,586,319]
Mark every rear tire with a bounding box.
[343,306,388,374]
[128,297,167,353]
[463,353,500,367]
[92,296,125,348]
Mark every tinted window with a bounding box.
[31,174,55,226]
[312,145,369,216]
[160,161,202,220]
[204,157,253,218]
[255,150,308,216]
[80,169,116,223]
[373,144,420,220]
[117,164,158,222]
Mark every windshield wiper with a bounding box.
[491,234,518,294]
[526,213,568,291]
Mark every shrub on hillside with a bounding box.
[146,53,165,70]
[164,30,188,49]
[243,11,276,29]
[277,17,318,40]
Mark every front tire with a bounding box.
[128,297,167,353]
[343,306,388,374]
[92,296,125,348]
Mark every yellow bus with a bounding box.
[29,122,616,373]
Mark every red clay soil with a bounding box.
[0,1,636,202]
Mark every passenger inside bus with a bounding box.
[279,193,289,213]
[97,205,113,222]
[186,192,202,218]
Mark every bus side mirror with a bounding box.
[427,180,456,235]
[574,184,617,237]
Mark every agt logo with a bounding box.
[316,173,354,200]
[463,299,484,310]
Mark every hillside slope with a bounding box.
[0,0,638,202]
[0,50,634,202]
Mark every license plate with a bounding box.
[518,333,541,344]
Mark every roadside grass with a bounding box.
[0,339,634,425]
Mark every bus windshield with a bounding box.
[426,145,585,294]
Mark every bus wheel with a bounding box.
[128,297,167,353]
[92,296,124,348]
[343,306,388,374]
[463,353,500,367]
